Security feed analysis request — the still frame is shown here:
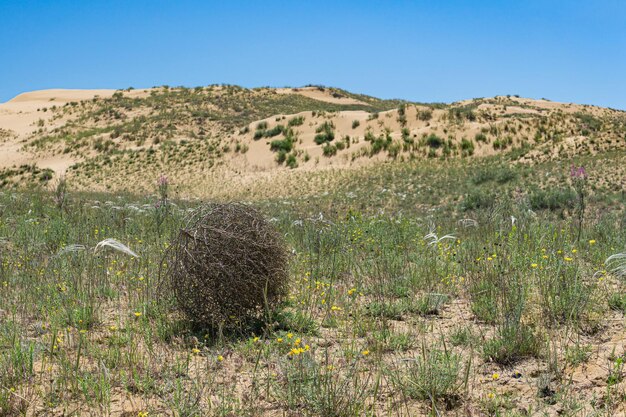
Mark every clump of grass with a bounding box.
[392,343,469,410]
[483,324,541,365]
[608,293,626,313]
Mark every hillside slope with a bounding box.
[0,85,624,195]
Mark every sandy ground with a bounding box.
[0,89,151,173]
[275,86,368,105]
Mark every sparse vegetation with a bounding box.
[1,85,625,415]
[314,121,335,145]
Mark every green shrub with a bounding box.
[270,138,294,153]
[461,191,495,211]
[425,134,443,148]
[352,120,360,129]
[472,166,516,185]
[475,133,488,143]
[574,112,602,133]
[276,150,287,164]
[460,138,474,156]
[529,188,576,211]
[393,346,468,408]
[401,128,413,144]
[493,136,513,150]
[417,109,432,121]
[287,116,305,127]
[264,125,285,138]
[286,153,298,169]
[314,121,335,144]
[608,293,626,313]
[322,143,337,157]
[483,324,541,365]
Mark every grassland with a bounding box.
[0,151,624,416]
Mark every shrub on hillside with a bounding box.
[314,121,335,144]
[425,134,444,149]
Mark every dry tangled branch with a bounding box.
[161,202,289,329]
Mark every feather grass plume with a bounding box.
[605,252,626,278]
[424,227,456,246]
[55,244,87,257]
[94,238,139,258]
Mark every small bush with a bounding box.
[323,143,337,157]
[475,133,488,143]
[417,109,433,121]
[270,138,294,153]
[425,134,444,148]
[352,120,360,129]
[276,150,287,164]
[401,128,412,144]
[529,188,576,211]
[472,166,516,185]
[286,153,298,169]
[460,138,474,156]
[314,121,335,144]
[461,191,495,211]
[287,116,305,127]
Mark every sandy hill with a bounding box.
[0,85,624,195]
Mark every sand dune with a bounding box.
[0,86,624,191]
[275,86,368,105]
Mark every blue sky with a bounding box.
[1,1,625,109]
